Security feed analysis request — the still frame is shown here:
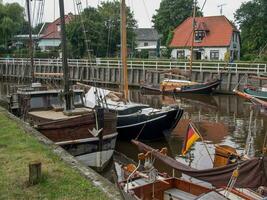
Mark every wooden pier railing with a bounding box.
[0,58,266,92]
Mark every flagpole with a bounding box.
[191,122,213,163]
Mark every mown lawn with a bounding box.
[0,112,109,200]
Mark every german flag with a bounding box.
[182,122,200,156]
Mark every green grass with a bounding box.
[0,112,109,200]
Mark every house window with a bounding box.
[177,50,185,59]
[144,42,148,46]
[195,31,205,42]
[210,50,219,60]
[57,25,61,32]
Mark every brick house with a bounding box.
[38,13,74,51]
[170,16,240,61]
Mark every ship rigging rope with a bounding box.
[243,110,254,156]
[32,0,36,26]
[200,0,207,12]
[224,165,240,197]
[183,0,208,48]
[141,0,158,48]
[38,0,45,26]
[262,131,267,155]
[106,18,112,57]
[36,0,41,26]
[134,108,157,141]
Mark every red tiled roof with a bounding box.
[169,16,239,48]
[196,21,209,31]
[40,14,74,39]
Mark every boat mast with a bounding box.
[26,0,35,82]
[59,0,71,111]
[189,0,196,77]
[121,0,129,101]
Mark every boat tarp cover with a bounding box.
[132,140,267,188]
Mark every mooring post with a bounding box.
[29,161,42,185]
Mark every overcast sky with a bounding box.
[4,0,248,27]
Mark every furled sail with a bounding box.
[132,140,267,188]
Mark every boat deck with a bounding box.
[164,188,196,200]
[28,107,92,120]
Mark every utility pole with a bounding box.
[59,0,72,111]
[189,0,196,77]
[218,3,227,15]
[121,0,128,101]
[26,0,35,82]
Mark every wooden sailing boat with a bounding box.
[83,0,183,141]
[242,75,267,100]
[233,75,267,111]
[126,140,265,200]
[140,0,221,95]
[9,0,118,171]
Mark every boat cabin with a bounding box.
[8,83,86,119]
[17,89,84,111]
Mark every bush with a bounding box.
[241,54,267,62]
[135,50,149,59]
[34,50,59,58]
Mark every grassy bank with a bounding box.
[0,111,109,199]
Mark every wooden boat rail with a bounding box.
[130,178,211,200]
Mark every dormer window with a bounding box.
[195,30,205,42]
[194,21,209,42]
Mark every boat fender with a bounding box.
[124,164,137,173]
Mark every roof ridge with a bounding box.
[195,15,226,18]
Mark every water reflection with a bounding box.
[0,82,266,171]
[127,91,266,170]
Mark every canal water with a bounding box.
[0,82,266,176]
[117,90,267,173]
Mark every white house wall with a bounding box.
[203,47,228,60]
[171,47,228,61]
[136,41,157,48]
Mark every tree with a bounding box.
[234,0,267,56]
[67,7,105,58]
[0,3,26,50]
[33,23,44,34]
[66,1,137,58]
[152,0,202,46]
[1,16,15,48]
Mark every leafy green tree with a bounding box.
[1,17,15,48]
[67,7,105,58]
[0,3,26,50]
[33,23,44,34]
[66,1,137,58]
[234,0,267,56]
[152,0,202,46]
[98,1,137,57]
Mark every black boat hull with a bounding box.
[117,108,183,141]
[141,79,221,94]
